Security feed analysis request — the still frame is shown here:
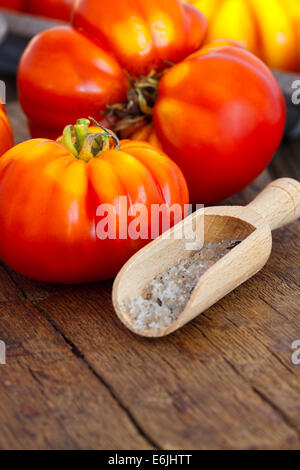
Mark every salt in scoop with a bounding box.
[113,178,300,337]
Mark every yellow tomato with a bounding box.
[187,0,300,71]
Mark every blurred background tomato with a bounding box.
[186,0,300,72]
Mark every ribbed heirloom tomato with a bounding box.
[18,26,130,140]
[27,0,75,21]
[186,0,300,72]
[18,0,286,204]
[72,0,206,75]
[0,103,14,156]
[18,0,207,138]
[128,40,286,203]
[0,120,188,283]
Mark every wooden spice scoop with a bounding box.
[113,178,300,337]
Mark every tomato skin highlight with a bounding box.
[18,26,129,140]
[0,103,14,157]
[0,137,188,283]
[72,0,207,76]
[153,43,286,203]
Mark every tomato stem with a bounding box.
[62,125,79,158]
[59,118,121,161]
[106,69,165,138]
[74,118,90,151]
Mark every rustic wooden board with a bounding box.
[0,100,299,450]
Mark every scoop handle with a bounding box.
[248,178,300,231]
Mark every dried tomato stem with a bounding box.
[106,70,165,138]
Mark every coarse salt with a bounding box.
[121,239,241,333]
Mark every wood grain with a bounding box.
[0,101,299,450]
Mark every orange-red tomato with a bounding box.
[0,0,25,11]
[73,0,208,76]
[18,26,129,140]
[0,103,14,156]
[17,1,286,205]
[27,0,75,21]
[132,124,163,149]
[18,0,207,139]
[134,41,286,203]
[0,0,75,20]
[0,120,188,283]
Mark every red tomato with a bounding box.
[0,120,188,283]
[17,1,285,205]
[27,0,75,21]
[0,103,14,156]
[132,123,163,149]
[130,41,286,203]
[18,0,207,138]
[18,26,129,140]
[73,0,208,76]
[0,0,25,11]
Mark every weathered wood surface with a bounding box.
[0,100,299,450]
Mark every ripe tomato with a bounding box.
[0,0,25,11]
[73,0,208,76]
[18,26,129,140]
[0,119,188,283]
[186,0,300,72]
[18,0,207,138]
[0,103,14,156]
[128,41,286,203]
[17,1,285,205]
[27,0,75,21]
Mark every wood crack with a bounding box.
[254,336,296,376]
[224,312,297,375]
[34,303,160,450]
[1,263,160,450]
[197,326,300,439]
[251,386,300,438]
[222,357,300,438]
[259,297,290,321]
